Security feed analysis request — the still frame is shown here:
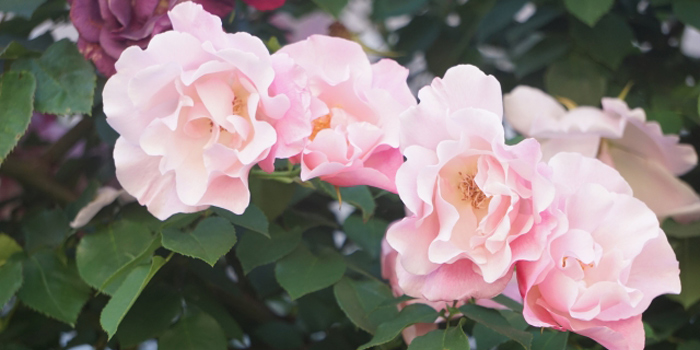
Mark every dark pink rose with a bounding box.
[68,0,234,76]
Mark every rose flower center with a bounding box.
[310,114,332,140]
[457,171,490,209]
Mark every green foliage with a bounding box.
[159,310,228,350]
[333,277,398,333]
[115,286,182,347]
[213,204,270,237]
[570,14,634,69]
[236,224,302,274]
[407,319,470,350]
[674,0,700,29]
[0,0,46,18]
[318,182,376,221]
[564,0,614,27]
[1,1,699,350]
[0,71,35,164]
[311,0,348,18]
[358,303,440,349]
[342,216,387,259]
[459,304,533,350]
[670,238,700,308]
[76,220,157,294]
[100,256,167,338]
[161,217,237,266]
[275,245,346,300]
[12,40,96,115]
[0,234,22,264]
[17,251,91,326]
[545,55,607,106]
[0,258,23,307]
[21,209,69,253]
[531,330,569,350]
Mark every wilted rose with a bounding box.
[504,86,700,223]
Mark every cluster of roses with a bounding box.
[102,3,683,350]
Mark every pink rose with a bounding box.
[104,2,294,220]
[504,86,700,223]
[381,239,522,345]
[385,65,556,301]
[517,152,681,350]
[274,35,416,192]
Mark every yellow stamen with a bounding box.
[555,96,578,111]
[457,172,490,209]
[618,81,634,101]
[310,114,332,140]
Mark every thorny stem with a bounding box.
[0,157,77,203]
[42,118,94,164]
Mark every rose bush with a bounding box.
[1,1,697,350]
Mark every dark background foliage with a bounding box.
[1,0,699,349]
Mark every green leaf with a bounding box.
[646,110,683,135]
[100,256,167,339]
[513,36,571,78]
[373,0,430,19]
[0,42,38,60]
[674,0,700,29]
[17,251,91,326]
[343,216,388,259]
[459,304,533,350]
[12,40,96,115]
[236,224,302,274]
[0,258,23,307]
[76,220,157,295]
[161,217,237,266]
[531,329,569,350]
[670,238,700,308]
[212,204,269,238]
[477,0,526,42]
[22,209,70,253]
[662,219,700,239]
[275,245,346,300]
[0,70,35,164]
[407,319,470,350]
[545,55,607,106]
[679,340,700,350]
[255,322,305,349]
[249,177,296,220]
[319,183,376,221]
[0,0,46,18]
[570,14,634,69]
[115,286,182,348]
[183,285,243,340]
[311,0,349,17]
[492,294,524,313]
[333,277,398,333]
[358,303,440,349]
[159,311,227,350]
[473,323,509,350]
[564,0,614,27]
[0,233,22,265]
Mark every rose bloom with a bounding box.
[69,0,285,77]
[504,86,700,223]
[274,35,416,192]
[381,240,522,345]
[517,153,681,350]
[384,65,556,301]
[104,2,297,220]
